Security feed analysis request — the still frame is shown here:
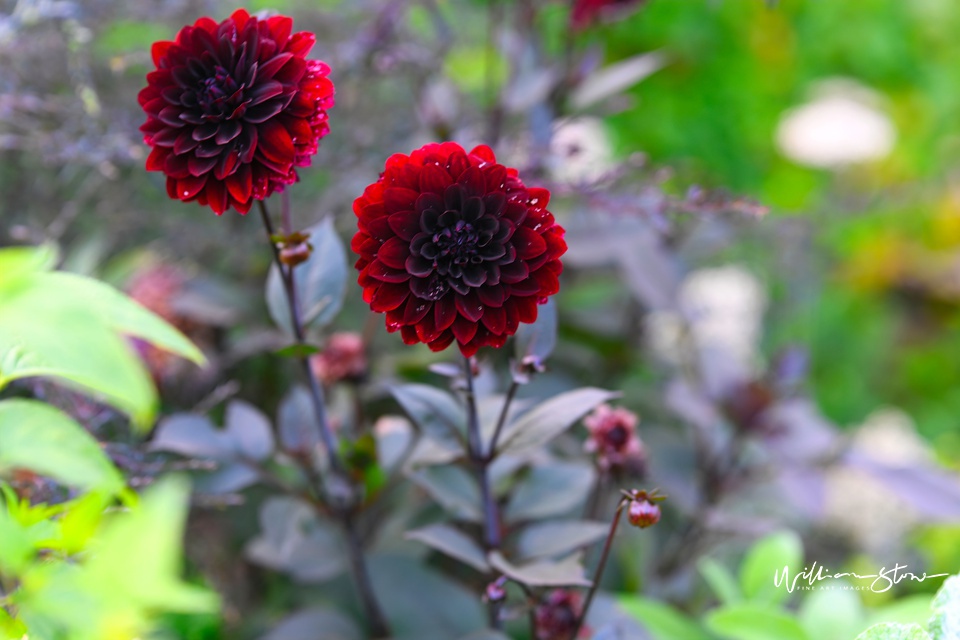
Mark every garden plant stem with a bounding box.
[571,498,627,640]
[257,200,390,638]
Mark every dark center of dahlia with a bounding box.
[407,184,514,301]
[197,65,246,120]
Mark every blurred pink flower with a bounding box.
[583,404,645,473]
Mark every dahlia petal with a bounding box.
[364,215,394,242]
[258,52,294,80]
[462,265,487,288]
[428,331,455,352]
[164,153,191,179]
[384,188,419,213]
[478,242,506,261]
[469,144,497,164]
[502,202,528,226]
[402,297,431,324]
[226,164,253,202]
[451,317,478,345]
[377,236,409,269]
[177,174,208,200]
[514,296,538,323]
[420,163,453,194]
[174,130,200,154]
[192,123,219,141]
[533,266,561,296]
[400,326,418,343]
[444,184,463,211]
[205,178,229,214]
[214,150,241,180]
[458,167,486,199]
[188,154,218,176]
[371,282,409,312]
[215,120,242,144]
[249,79,284,106]
[463,197,484,223]
[484,164,508,192]
[410,275,449,300]
[481,305,506,335]
[405,255,435,278]
[499,260,529,284]
[509,278,542,296]
[419,208,440,233]
[483,192,507,217]
[239,124,258,163]
[527,187,550,208]
[367,260,410,283]
[388,210,421,241]
[158,106,185,127]
[146,146,168,171]
[445,149,470,181]
[513,227,547,259]
[152,127,180,148]
[245,100,286,123]
[267,15,293,49]
[258,120,294,163]
[455,291,484,323]
[434,295,457,331]
[477,285,505,307]
[151,41,174,66]
[287,32,316,57]
[415,314,441,343]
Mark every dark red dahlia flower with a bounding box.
[139,9,334,214]
[352,142,566,357]
[570,0,647,30]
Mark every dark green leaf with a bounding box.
[516,520,609,560]
[488,551,591,587]
[504,462,596,523]
[496,388,619,455]
[406,523,489,572]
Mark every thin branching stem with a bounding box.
[572,498,627,640]
[486,378,519,459]
[257,199,390,638]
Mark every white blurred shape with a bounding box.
[549,117,614,185]
[775,79,896,168]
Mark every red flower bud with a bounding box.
[627,498,661,529]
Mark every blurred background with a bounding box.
[4,0,960,637]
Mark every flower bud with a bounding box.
[279,242,312,267]
[484,577,507,603]
[627,498,661,529]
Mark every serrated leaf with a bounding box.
[514,298,557,364]
[497,388,619,455]
[488,551,591,587]
[705,604,810,640]
[516,520,609,560]
[266,217,347,334]
[854,623,932,640]
[390,383,467,449]
[740,531,803,604]
[505,462,595,523]
[618,596,712,640]
[0,399,123,493]
[406,523,489,572]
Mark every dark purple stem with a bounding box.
[571,498,627,640]
[258,200,390,638]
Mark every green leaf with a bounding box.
[0,502,35,575]
[797,584,865,640]
[705,604,810,640]
[740,531,803,604]
[516,520,609,560]
[854,623,932,640]
[504,462,595,523]
[0,244,56,282]
[496,387,619,455]
[929,575,960,640]
[617,595,712,640]
[0,399,123,493]
[266,217,347,334]
[390,383,467,450]
[514,298,557,365]
[406,523,489,572]
[698,557,743,605]
[488,551,591,587]
[0,271,204,427]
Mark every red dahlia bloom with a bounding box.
[139,9,334,215]
[570,0,647,30]
[352,142,566,357]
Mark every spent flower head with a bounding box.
[534,589,585,640]
[139,9,334,214]
[310,332,367,385]
[352,142,566,356]
[584,404,645,473]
